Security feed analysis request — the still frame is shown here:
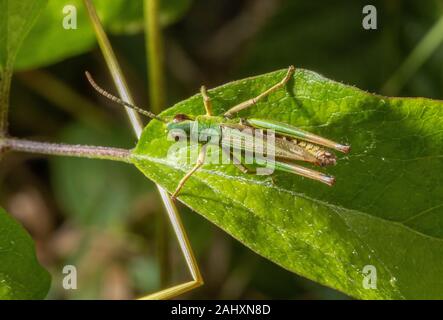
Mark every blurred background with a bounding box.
[1,0,443,299]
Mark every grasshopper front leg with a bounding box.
[224,65,295,118]
[171,144,207,200]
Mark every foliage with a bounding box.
[15,0,192,70]
[132,68,443,299]
[0,0,47,133]
[3,0,443,300]
[0,207,50,299]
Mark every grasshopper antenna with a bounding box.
[85,71,165,122]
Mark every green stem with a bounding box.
[85,0,183,291]
[83,0,144,136]
[144,0,170,287]
[1,137,131,163]
[382,15,443,95]
[145,0,166,114]
[0,68,13,136]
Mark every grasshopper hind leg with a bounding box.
[224,65,295,118]
[275,160,335,186]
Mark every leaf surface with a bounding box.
[131,68,443,299]
[15,0,192,70]
[0,0,47,69]
[0,207,51,299]
[0,0,47,132]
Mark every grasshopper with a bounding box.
[85,66,350,200]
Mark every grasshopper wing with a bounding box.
[246,118,350,154]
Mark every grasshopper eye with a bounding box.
[168,129,187,142]
[173,114,190,123]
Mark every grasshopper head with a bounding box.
[172,114,192,123]
[166,114,194,140]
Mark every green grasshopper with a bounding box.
[85,66,350,200]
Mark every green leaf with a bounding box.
[131,68,443,299]
[15,0,192,70]
[0,0,47,68]
[0,0,47,132]
[0,2,50,298]
[0,207,51,299]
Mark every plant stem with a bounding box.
[145,0,166,115]
[382,15,443,95]
[85,1,200,298]
[1,137,131,163]
[144,0,170,288]
[83,0,144,136]
[0,68,13,136]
